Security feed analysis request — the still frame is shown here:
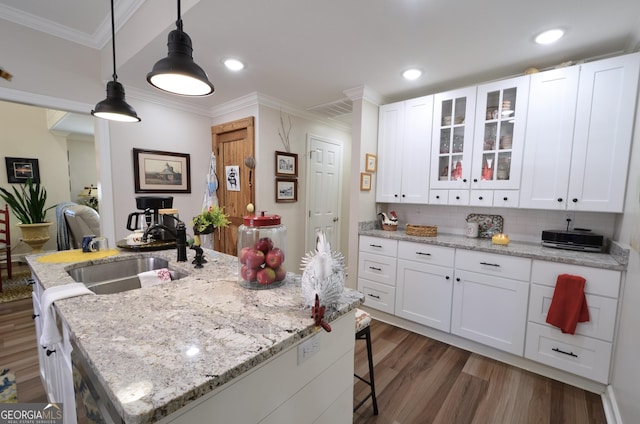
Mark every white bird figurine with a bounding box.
[300,230,346,331]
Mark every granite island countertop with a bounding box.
[359,228,628,271]
[26,249,364,423]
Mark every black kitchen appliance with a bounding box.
[126,196,176,241]
[541,229,606,253]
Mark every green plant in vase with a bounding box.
[191,205,230,235]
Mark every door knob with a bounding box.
[332,217,339,222]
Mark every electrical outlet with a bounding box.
[297,333,321,365]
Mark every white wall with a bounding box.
[610,83,640,423]
[67,135,97,204]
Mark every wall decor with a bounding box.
[133,148,191,193]
[275,178,298,203]
[275,151,298,177]
[360,172,372,191]
[5,157,40,183]
[365,153,377,172]
[225,165,240,191]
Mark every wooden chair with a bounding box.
[354,308,379,415]
[0,204,12,291]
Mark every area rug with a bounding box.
[0,369,18,403]
[0,271,33,304]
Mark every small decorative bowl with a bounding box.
[492,233,510,245]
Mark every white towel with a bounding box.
[138,268,172,288]
[40,283,94,348]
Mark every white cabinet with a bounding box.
[451,250,531,355]
[376,96,433,203]
[525,261,621,383]
[357,236,398,313]
[521,52,640,212]
[395,242,454,331]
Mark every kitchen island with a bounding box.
[27,248,364,423]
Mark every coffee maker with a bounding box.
[126,196,177,241]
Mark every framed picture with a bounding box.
[275,151,298,177]
[365,153,377,172]
[275,178,298,203]
[5,157,40,183]
[133,148,191,193]
[360,172,372,191]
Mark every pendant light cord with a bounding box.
[176,0,183,32]
[110,0,118,82]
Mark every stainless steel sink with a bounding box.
[67,257,187,294]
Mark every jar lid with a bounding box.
[243,211,281,226]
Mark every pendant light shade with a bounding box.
[147,1,214,96]
[92,0,140,122]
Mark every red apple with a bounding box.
[257,267,276,285]
[239,247,252,264]
[265,247,285,269]
[245,248,265,269]
[241,265,258,282]
[254,237,274,254]
[274,265,286,282]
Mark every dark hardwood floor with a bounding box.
[353,319,607,424]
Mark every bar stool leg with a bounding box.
[354,325,378,415]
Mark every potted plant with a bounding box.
[191,205,230,235]
[0,178,56,253]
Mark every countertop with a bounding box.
[27,249,364,423]
[359,229,628,271]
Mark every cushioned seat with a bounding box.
[63,205,101,250]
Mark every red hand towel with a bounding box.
[545,274,590,334]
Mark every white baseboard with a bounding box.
[602,385,623,424]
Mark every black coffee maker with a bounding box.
[126,196,176,241]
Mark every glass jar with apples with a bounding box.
[238,211,287,289]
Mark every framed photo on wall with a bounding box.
[365,153,377,172]
[133,148,191,193]
[360,172,372,191]
[275,151,298,177]
[5,157,40,183]
[275,178,298,202]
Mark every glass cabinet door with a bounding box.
[472,76,529,189]
[431,87,476,189]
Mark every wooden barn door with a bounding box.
[211,117,255,256]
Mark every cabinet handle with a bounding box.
[503,197,508,201]
[32,314,39,319]
[455,196,460,200]
[416,252,431,256]
[27,279,35,286]
[572,198,578,203]
[46,349,56,357]
[552,347,578,358]
[473,178,478,183]
[402,194,406,198]
[462,179,467,183]
[480,262,500,267]
[435,195,440,199]
[369,244,382,248]
[479,196,483,200]
[367,293,381,299]
[369,266,382,271]
[456,277,461,282]
[394,194,398,198]
[445,276,450,280]
[557,198,563,202]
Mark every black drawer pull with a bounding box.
[416,252,431,256]
[32,314,39,319]
[480,262,500,267]
[445,276,450,280]
[369,266,382,271]
[46,349,56,357]
[552,347,577,358]
[367,293,381,299]
[369,244,382,248]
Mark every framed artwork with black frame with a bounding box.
[5,157,40,183]
[133,148,191,193]
[275,178,298,203]
[275,151,298,177]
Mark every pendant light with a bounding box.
[92,0,141,122]
[146,0,214,96]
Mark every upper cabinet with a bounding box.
[376,96,433,203]
[521,53,640,212]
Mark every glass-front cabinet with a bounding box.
[430,87,476,202]
[471,76,529,193]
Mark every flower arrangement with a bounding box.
[191,205,230,234]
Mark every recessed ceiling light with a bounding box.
[224,59,245,71]
[402,69,422,80]
[535,29,565,45]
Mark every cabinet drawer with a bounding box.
[429,190,448,204]
[455,250,531,281]
[531,261,620,298]
[469,190,493,207]
[525,322,612,383]
[529,284,617,342]
[358,252,397,286]
[358,279,395,314]
[449,190,469,205]
[359,236,398,257]
[493,190,519,208]
[398,241,454,267]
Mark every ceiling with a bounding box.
[1,0,640,120]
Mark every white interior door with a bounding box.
[306,134,343,253]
